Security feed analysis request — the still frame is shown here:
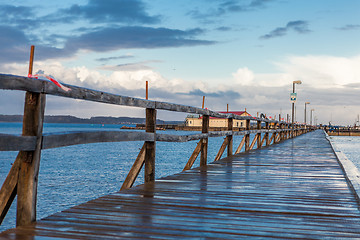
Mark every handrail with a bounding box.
[0,74,284,123]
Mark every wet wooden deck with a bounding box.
[2,130,360,239]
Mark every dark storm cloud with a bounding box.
[65,27,215,52]
[260,20,311,40]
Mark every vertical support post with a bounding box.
[145,81,148,100]
[144,108,156,183]
[273,122,278,143]
[200,115,209,166]
[257,120,261,149]
[265,122,270,146]
[227,118,233,156]
[202,96,205,109]
[245,119,250,151]
[17,45,46,227]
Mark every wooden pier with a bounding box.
[4,65,358,239]
[2,130,360,239]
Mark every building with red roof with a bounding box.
[185,110,251,128]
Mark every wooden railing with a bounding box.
[0,73,313,227]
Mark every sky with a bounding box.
[0,0,360,125]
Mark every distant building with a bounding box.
[185,111,252,128]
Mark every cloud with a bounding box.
[96,55,135,62]
[336,24,360,31]
[189,0,274,20]
[275,55,360,88]
[2,53,360,125]
[260,20,311,40]
[232,67,255,85]
[65,27,215,52]
[52,0,161,25]
[99,60,161,71]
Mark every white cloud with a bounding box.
[276,55,360,88]
[1,55,360,126]
[232,67,254,85]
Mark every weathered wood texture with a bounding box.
[200,115,209,166]
[2,130,360,239]
[42,131,155,149]
[16,91,46,227]
[0,129,293,152]
[245,119,250,151]
[227,118,233,156]
[0,157,20,225]
[120,144,146,191]
[214,137,229,161]
[183,140,202,171]
[145,109,156,183]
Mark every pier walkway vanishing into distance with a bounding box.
[0,56,359,239]
[2,130,360,239]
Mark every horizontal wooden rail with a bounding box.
[0,128,297,152]
[0,134,37,151]
[42,131,155,149]
[0,74,286,124]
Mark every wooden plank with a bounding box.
[145,108,156,183]
[214,138,229,162]
[200,115,209,166]
[235,136,246,154]
[183,140,202,171]
[42,131,155,149]
[269,133,276,145]
[120,144,146,190]
[249,135,258,150]
[0,155,21,225]
[0,134,36,151]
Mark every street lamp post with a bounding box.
[292,80,302,137]
[310,109,314,125]
[304,102,310,126]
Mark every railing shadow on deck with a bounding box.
[0,73,314,228]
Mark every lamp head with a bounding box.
[305,102,310,104]
[293,80,302,84]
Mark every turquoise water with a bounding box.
[0,122,250,232]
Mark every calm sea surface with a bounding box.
[327,135,360,170]
[0,122,249,232]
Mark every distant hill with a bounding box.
[0,115,183,125]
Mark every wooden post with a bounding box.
[145,81,148,100]
[121,144,146,190]
[227,118,233,156]
[16,45,46,227]
[265,122,270,146]
[200,115,209,166]
[257,120,261,149]
[245,119,250,151]
[144,108,156,183]
[202,96,205,109]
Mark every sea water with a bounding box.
[0,122,249,232]
[327,135,360,170]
